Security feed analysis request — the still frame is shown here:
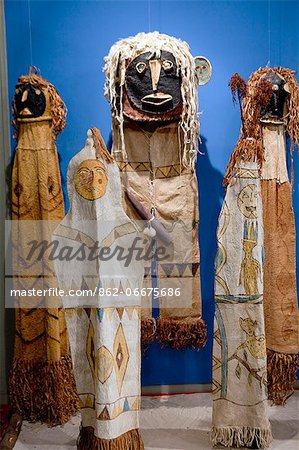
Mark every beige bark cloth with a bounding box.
[113,120,207,350]
[212,162,272,449]
[9,77,78,426]
[53,129,144,449]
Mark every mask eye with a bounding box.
[79,169,89,177]
[136,62,146,74]
[162,60,174,72]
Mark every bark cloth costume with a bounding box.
[9,72,78,426]
[53,128,144,449]
[212,67,299,449]
[104,32,211,350]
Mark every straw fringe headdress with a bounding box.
[12,72,67,139]
[224,67,299,186]
[104,31,199,168]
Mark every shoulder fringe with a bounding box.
[211,426,272,449]
[77,426,144,450]
[223,137,263,187]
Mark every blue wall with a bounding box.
[5,0,299,388]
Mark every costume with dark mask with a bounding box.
[8,71,78,427]
[104,32,211,350]
[260,71,289,123]
[258,69,299,406]
[212,67,299,448]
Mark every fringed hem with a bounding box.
[157,317,207,350]
[267,349,299,405]
[8,355,79,426]
[211,426,272,448]
[141,318,156,347]
[77,426,144,450]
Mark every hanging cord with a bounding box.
[148,0,152,32]
[27,0,33,67]
[177,125,183,188]
[267,0,271,66]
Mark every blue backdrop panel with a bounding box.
[5,0,299,387]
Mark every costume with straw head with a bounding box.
[104,32,208,350]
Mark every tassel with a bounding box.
[157,317,207,350]
[141,318,156,347]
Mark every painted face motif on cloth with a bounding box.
[75,160,108,201]
[125,51,181,114]
[237,184,258,219]
[14,83,46,118]
[260,71,289,121]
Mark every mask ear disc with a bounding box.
[194,56,212,85]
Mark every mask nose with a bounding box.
[21,90,28,103]
[149,59,162,92]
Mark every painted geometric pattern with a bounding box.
[85,307,138,386]
[96,346,114,384]
[159,262,200,278]
[113,324,130,396]
[117,161,190,178]
[96,307,140,323]
[79,394,140,420]
[79,393,96,409]
[236,167,259,179]
[86,321,95,378]
[98,396,141,421]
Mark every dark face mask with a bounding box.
[14,83,46,118]
[260,72,289,121]
[125,51,181,114]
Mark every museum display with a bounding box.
[53,128,144,449]
[104,31,211,350]
[8,69,78,426]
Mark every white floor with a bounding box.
[14,392,299,450]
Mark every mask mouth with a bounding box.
[86,186,100,193]
[245,206,256,213]
[18,107,33,116]
[141,92,173,106]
